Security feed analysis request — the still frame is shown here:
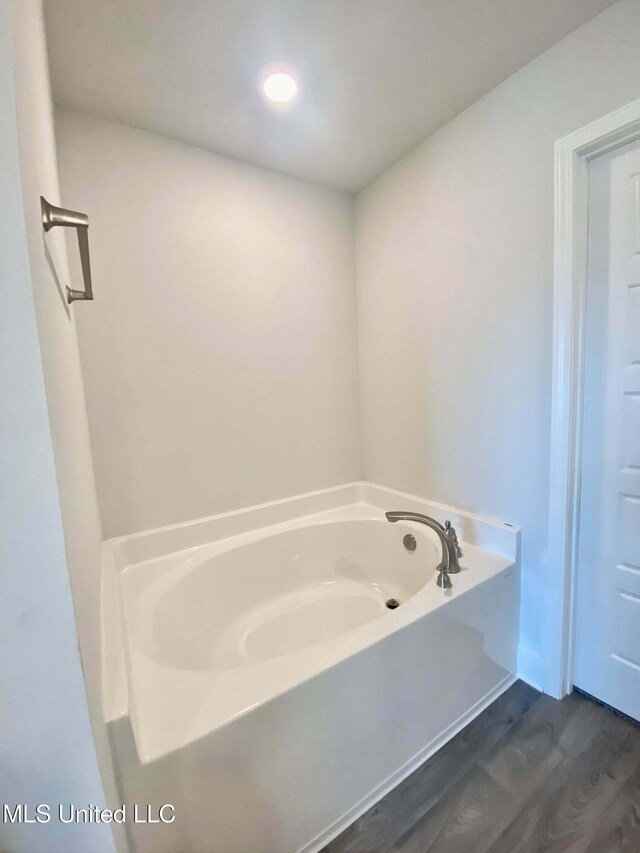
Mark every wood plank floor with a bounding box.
[323,681,640,853]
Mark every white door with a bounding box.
[573,139,640,720]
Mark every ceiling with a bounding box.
[44,0,616,193]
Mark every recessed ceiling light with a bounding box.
[263,72,298,103]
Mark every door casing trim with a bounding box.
[548,98,640,698]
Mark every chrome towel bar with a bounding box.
[41,196,94,304]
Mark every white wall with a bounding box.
[55,110,361,538]
[50,0,640,695]
[355,0,640,689]
[0,2,114,851]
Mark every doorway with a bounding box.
[572,139,640,720]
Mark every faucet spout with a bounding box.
[385,511,453,588]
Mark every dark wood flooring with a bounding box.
[324,680,640,853]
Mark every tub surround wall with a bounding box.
[55,109,361,539]
[55,0,640,698]
[50,2,640,771]
[354,0,640,692]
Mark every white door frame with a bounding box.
[547,98,640,699]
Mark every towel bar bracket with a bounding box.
[41,196,94,304]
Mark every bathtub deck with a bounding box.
[323,680,640,853]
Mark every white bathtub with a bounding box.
[104,482,520,853]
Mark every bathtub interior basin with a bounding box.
[124,517,438,672]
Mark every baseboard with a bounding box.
[517,646,545,692]
[299,672,517,853]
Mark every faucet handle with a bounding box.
[444,520,463,558]
[436,564,452,589]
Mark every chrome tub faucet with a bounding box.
[385,511,463,589]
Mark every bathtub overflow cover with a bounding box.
[386,598,400,609]
[403,534,417,551]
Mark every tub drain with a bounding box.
[386,598,400,609]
